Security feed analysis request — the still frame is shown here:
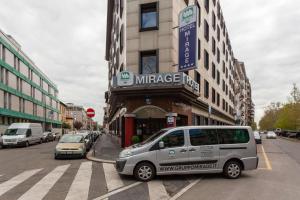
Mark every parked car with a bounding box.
[254,131,262,144]
[2,123,43,147]
[116,126,258,181]
[42,132,55,142]
[0,134,3,149]
[55,134,86,159]
[78,132,93,151]
[266,131,277,139]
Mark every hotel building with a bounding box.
[104,0,253,147]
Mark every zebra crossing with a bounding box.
[0,161,199,200]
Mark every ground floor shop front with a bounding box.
[108,95,235,148]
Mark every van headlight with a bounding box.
[119,150,132,158]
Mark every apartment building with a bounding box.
[0,29,61,132]
[65,103,87,129]
[233,59,254,126]
[104,0,253,147]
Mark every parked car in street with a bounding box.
[0,134,3,149]
[266,131,277,139]
[55,134,86,159]
[254,131,262,144]
[2,123,43,147]
[116,126,258,181]
[42,132,55,143]
[81,132,94,151]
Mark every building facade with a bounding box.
[0,29,61,133]
[104,0,253,147]
[65,103,87,129]
[233,59,254,126]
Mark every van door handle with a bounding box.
[180,149,187,153]
[189,148,196,152]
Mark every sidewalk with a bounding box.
[87,134,123,163]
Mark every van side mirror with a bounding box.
[159,141,165,149]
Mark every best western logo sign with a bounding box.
[179,5,197,27]
[117,71,134,86]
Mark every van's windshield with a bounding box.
[140,129,168,145]
[4,129,28,136]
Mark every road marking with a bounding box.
[0,168,42,197]
[102,163,124,191]
[148,180,169,200]
[18,164,70,200]
[65,162,92,200]
[93,182,142,200]
[261,145,272,170]
[169,179,201,200]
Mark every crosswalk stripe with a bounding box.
[0,169,42,197]
[65,162,92,200]
[148,180,170,200]
[102,163,124,191]
[18,164,70,200]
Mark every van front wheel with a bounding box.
[224,160,242,179]
[134,162,155,182]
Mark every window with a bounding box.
[189,129,218,146]
[204,20,209,42]
[217,70,220,85]
[212,62,216,79]
[217,2,221,19]
[195,71,201,90]
[222,80,225,91]
[140,50,158,74]
[196,2,201,27]
[217,26,220,41]
[204,50,209,70]
[222,99,225,110]
[222,62,225,73]
[211,37,216,55]
[212,11,216,30]
[120,25,124,53]
[212,88,216,103]
[217,93,220,106]
[140,2,158,31]
[161,130,185,148]
[198,39,201,60]
[223,42,225,54]
[217,48,220,63]
[218,129,250,144]
[226,84,228,95]
[204,80,209,98]
[120,0,124,18]
[205,0,209,13]
[226,68,228,78]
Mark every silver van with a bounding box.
[2,123,43,147]
[116,126,258,181]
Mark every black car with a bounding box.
[42,132,55,142]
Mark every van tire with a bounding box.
[223,160,242,179]
[134,162,155,182]
[25,141,29,147]
[40,139,43,144]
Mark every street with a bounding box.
[0,137,300,200]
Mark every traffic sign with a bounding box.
[86,108,95,118]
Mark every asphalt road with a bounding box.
[0,136,299,200]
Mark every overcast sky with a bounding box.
[0,0,299,124]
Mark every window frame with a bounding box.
[139,50,159,74]
[140,2,159,32]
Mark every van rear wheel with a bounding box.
[224,160,242,179]
[134,162,155,182]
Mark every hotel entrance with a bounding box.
[134,105,167,141]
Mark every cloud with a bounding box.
[0,0,108,123]
[221,0,300,123]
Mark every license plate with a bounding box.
[66,152,73,155]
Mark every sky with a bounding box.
[0,0,299,124]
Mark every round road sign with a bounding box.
[86,108,95,118]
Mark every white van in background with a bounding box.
[2,123,43,147]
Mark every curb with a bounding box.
[86,150,116,164]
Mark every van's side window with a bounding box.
[218,129,249,144]
[161,130,184,148]
[189,129,218,146]
[26,129,32,137]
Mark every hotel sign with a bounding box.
[114,71,199,94]
[178,5,198,72]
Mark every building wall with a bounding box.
[0,29,61,129]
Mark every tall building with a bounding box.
[104,0,253,147]
[65,103,87,129]
[0,29,61,132]
[233,59,254,126]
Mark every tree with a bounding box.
[288,83,300,103]
[73,121,83,130]
[259,102,281,130]
[62,122,71,129]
